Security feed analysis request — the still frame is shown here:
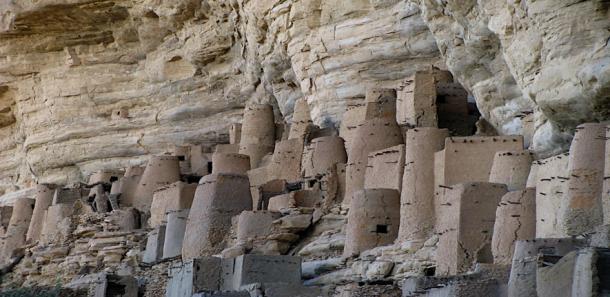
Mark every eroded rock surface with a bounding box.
[0,0,442,194]
[411,0,610,156]
[0,0,608,196]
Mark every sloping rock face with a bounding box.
[0,0,443,194]
[412,0,610,156]
[0,0,608,193]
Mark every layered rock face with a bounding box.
[412,0,610,155]
[0,1,608,195]
[0,0,443,194]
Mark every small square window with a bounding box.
[375,225,388,234]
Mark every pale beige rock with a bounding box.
[413,0,610,155]
[40,203,73,245]
[289,98,314,140]
[268,139,304,183]
[0,0,606,194]
[230,124,242,145]
[239,104,276,168]
[530,153,570,238]
[339,106,367,154]
[236,210,281,243]
[435,136,524,188]
[364,88,397,120]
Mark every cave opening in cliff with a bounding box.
[436,87,480,136]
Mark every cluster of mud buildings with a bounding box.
[1,69,609,297]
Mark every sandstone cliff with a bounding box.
[0,0,608,195]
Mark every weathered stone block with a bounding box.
[40,203,73,245]
[26,184,56,243]
[364,144,405,191]
[488,150,533,191]
[398,127,448,244]
[163,209,189,259]
[212,153,250,175]
[182,174,252,259]
[220,254,301,291]
[344,118,403,208]
[364,88,397,120]
[344,189,400,257]
[289,98,314,140]
[143,225,166,264]
[491,188,536,265]
[0,198,35,263]
[215,144,240,154]
[435,136,524,189]
[166,257,223,297]
[436,182,507,276]
[230,123,242,145]
[528,153,570,238]
[236,210,280,243]
[301,136,347,179]
[563,123,606,235]
[239,104,275,168]
[150,181,197,228]
[52,187,84,205]
[536,248,608,297]
[132,155,181,212]
[268,139,304,183]
[507,238,585,297]
[339,105,367,154]
[396,72,437,128]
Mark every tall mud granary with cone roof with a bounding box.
[0,1,609,296]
